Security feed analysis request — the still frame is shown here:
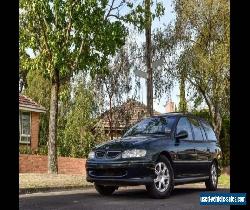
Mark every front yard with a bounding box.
[19,173,230,192]
[218,174,230,188]
[19,173,93,190]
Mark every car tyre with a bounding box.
[146,155,174,199]
[94,183,116,196]
[205,162,218,191]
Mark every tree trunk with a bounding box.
[48,70,59,174]
[178,72,187,112]
[212,110,222,140]
[198,89,222,140]
[108,96,113,140]
[145,0,153,116]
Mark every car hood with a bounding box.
[94,135,169,151]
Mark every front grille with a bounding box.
[95,150,121,159]
[106,151,121,159]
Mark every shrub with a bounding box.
[19,145,48,155]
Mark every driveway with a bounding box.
[19,185,230,210]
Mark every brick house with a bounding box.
[99,99,161,138]
[19,94,46,150]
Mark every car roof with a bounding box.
[153,112,195,117]
[149,112,207,120]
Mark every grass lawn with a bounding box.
[218,174,230,188]
[19,173,93,190]
[19,173,230,191]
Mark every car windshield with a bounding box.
[123,116,176,137]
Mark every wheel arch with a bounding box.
[158,151,173,165]
[212,158,218,166]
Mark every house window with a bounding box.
[19,111,31,144]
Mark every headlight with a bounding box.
[122,149,146,158]
[88,151,95,159]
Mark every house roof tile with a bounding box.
[19,94,46,113]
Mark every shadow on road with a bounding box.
[20,187,230,210]
[109,187,229,199]
[21,187,230,200]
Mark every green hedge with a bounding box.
[19,145,48,155]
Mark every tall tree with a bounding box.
[154,0,229,138]
[95,47,132,140]
[20,0,127,173]
[174,0,230,137]
[178,68,187,112]
[145,0,153,116]
[122,0,165,116]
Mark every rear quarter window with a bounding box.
[200,120,217,141]
[189,117,204,141]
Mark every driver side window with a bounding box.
[176,117,193,140]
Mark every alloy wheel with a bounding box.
[154,162,170,192]
[211,164,217,186]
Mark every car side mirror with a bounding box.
[175,130,188,139]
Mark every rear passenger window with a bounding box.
[176,117,193,140]
[189,118,204,140]
[199,120,207,140]
[200,120,217,141]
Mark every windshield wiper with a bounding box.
[148,132,167,135]
[125,132,167,137]
[124,133,143,137]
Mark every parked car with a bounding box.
[86,112,222,198]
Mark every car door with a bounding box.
[200,119,219,175]
[188,117,210,177]
[173,116,198,178]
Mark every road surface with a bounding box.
[20,185,230,210]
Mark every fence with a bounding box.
[19,154,86,175]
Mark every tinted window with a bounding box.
[199,119,207,140]
[189,118,204,140]
[123,116,176,137]
[176,117,193,140]
[200,120,217,141]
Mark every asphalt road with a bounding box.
[19,186,230,210]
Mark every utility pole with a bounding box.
[145,0,153,116]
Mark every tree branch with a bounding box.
[73,40,85,69]
[106,14,122,20]
[186,76,215,120]
[37,13,53,62]
[105,0,125,20]
[64,0,77,46]
[105,0,116,20]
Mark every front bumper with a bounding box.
[86,160,155,186]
